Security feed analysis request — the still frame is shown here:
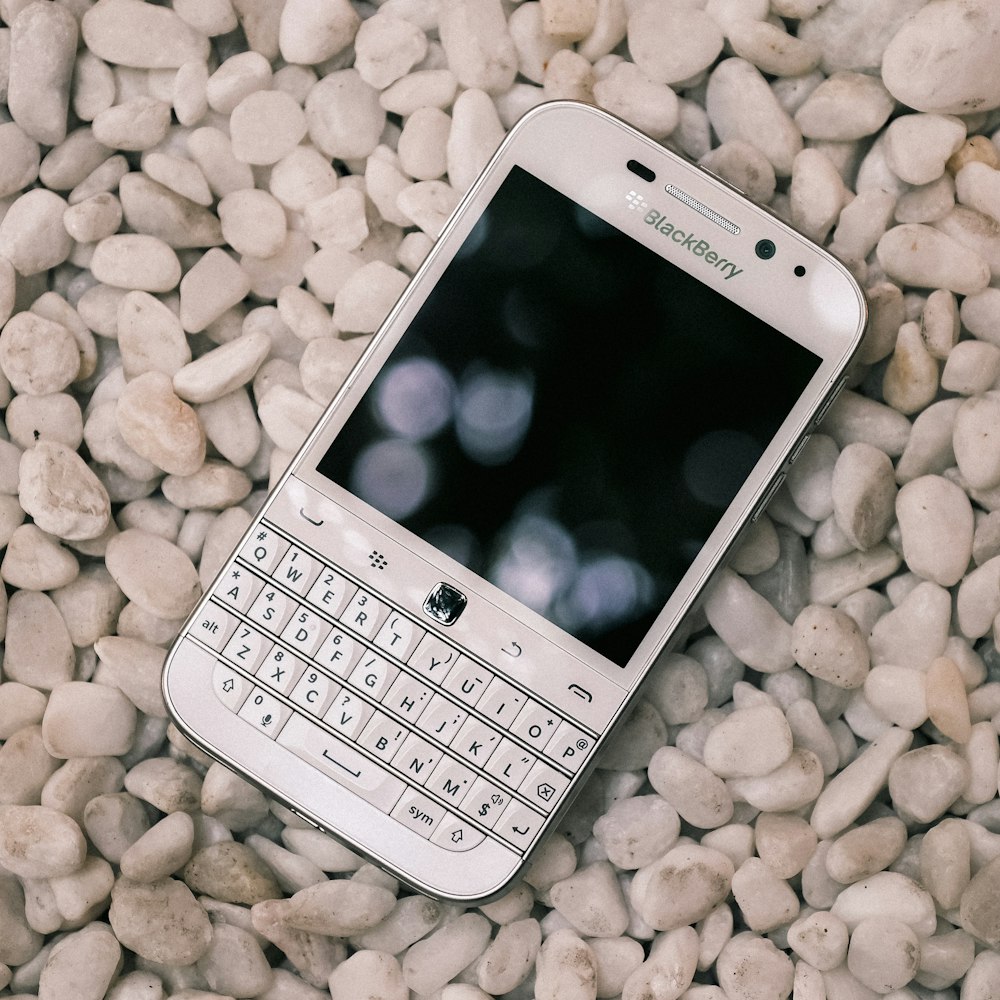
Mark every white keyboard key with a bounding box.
[383,673,433,722]
[390,789,446,839]
[239,527,289,574]
[442,656,491,708]
[392,732,442,786]
[189,601,238,651]
[256,646,305,696]
[408,633,461,683]
[431,813,487,852]
[323,690,374,740]
[273,545,323,596]
[415,695,467,746]
[281,606,331,657]
[350,653,398,701]
[213,661,253,712]
[426,756,476,805]
[460,777,510,829]
[520,760,570,813]
[222,623,270,673]
[494,800,545,853]
[477,676,528,728]
[358,711,407,762]
[237,687,293,738]
[246,584,296,635]
[373,612,423,661]
[215,565,262,613]
[314,627,363,678]
[305,566,356,618]
[544,720,595,773]
[452,717,502,768]
[485,738,536,790]
[289,668,339,718]
[277,713,405,813]
[341,588,388,639]
[510,699,561,751]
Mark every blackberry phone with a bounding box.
[163,102,866,902]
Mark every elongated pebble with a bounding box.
[810,727,913,839]
[533,927,597,1000]
[81,0,210,69]
[403,912,493,995]
[109,876,212,965]
[173,329,270,404]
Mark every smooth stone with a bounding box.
[863,664,928,730]
[62,192,122,244]
[829,442,897,551]
[90,234,181,293]
[230,90,307,166]
[959,854,1000,947]
[200,763,269,832]
[178,248,252,334]
[0,804,86,878]
[593,795,680,870]
[305,69,386,162]
[3,591,75,690]
[822,390,912,458]
[847,917,920,994]
[831,871,937,938]
[197,922,273,998]
[790,148,848,243]
[119,171,225,249]
[37,922,121,1000]
[109,877,212,965]
[42,681,136,758]
[116,370,206,476]
[731,857,799,933]
[885,113,966,186]
[810,727,913,839]
[329,950,406,1000]
[825,816,907,885]
[882,0,1000,114]
[355,11,427,90]
[124,757,202,814]
[173,329,270,404]
[438,0,517,95]
[403,912,493,995]
[205,50,272,115]
[877,223,990,296]
[926,655,972,743]
[281,879,396,937]
[648,746,734,830]
[0,311,78,395]
[703,705,792,778]
[0,122,39,198]
[218,190,287,258]
[716,932,794,1000]
[786,433,839,522]
[81,0,211,68]
[2,523,79,592]
[18,441,110,541]
[728,20,820,77]
[727,748,825,813]
[532,928,598,1000]
[628,2,722,85]
[630,844,734,932]
[6,2,77,146]
[941,340,1000,395]
[954,394,1000,490]
[550,861,629,938]
[93,635,167,718]
[895,475,974,586]
[788,911,849,972]
[888,745,970,823]
[278,0,360,65]
[117,291,191,379]
[0,188,72,276]
[91,97,171,152]
[476,917,540,996]
[105,528,201,619]
[792,604,869,688]
[183,842,282,905]
[895,398,961,485]
[705,58,803,176]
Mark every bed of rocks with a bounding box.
[3,0,1000,998]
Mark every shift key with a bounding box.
[277,714,405,813]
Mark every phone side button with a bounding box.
[751,475,785,522]
[277,714,406,813]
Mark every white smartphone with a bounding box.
[163,102,866,903]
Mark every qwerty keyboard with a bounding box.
[188,519,599,855]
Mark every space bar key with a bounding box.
[277,714,405,813]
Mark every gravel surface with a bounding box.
[3,1,1000,998]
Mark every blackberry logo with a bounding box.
[625,190,648,211]
[368,551,388,570]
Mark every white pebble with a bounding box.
[810,726,913,839]
[795,71,894,141]
[895,475,974,586]
[402,912,492,995]
[42,680,135,758]
[889,744,970,823]
[92,96,172,151]
[703,568,795,674]
[447,89,505,194]
[847,917,920,993]
[885,113,966,185]
[305,70,385,162]
[0,122,40,198]
[628,2,722,86]
[81,0,210,68]
[218,189,287,259]
[334,260,410,334]
[438,0,517,95]
[550,860,629,938]
[593,60,679,142]
[941,340,1000,395]
[533,927,597,1000]
[727,748,825,813]
[3,591,75,691]
[105,528,201,619]
[0,188,72,276]
[831,870,937,938]
[173,329,270,404]
[954,394,1000,490]
[0,804,86,879]
[231,90,307,166]
[716,932,793,1000]
[703,704,792,778]
[731,857,799,933]
[877,222,990,295]
[706,58,802,176]
[788,911,849,971]
[630,844,734,932]
[278,0,360,66]
[863,665,928,730]
[355,12,427,90]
